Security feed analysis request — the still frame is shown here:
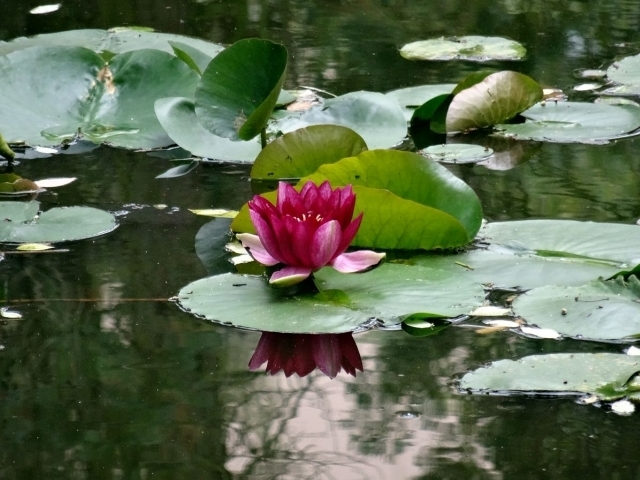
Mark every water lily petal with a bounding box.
[330,250,386,273]
[236,233,279,266]
[284,214,316,268]
[248,211,285,262]
[310,220,342,268]
[269,266,313,287]
[277,181,304,216]
[335,213,363,255]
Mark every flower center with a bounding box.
[293,212,324,223]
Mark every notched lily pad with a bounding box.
[459,353,640,402]
[400,36,526,62]
[495,101,640,144]
[0,201,118,243]
[513,276,640,342]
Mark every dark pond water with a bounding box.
[2,1,640,478]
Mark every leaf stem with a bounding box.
[260,128,267,149]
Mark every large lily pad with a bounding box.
[446,71,543,133]
[482,219,640,265]
[459,353,640,401]
[195,39,287,141]
[177,261,485,334]
[400,36,526,62]
[155,97,261,162]
[385,84,456,120]
[494,101,640,144]
[0,46,199,149]
[0,27,224,58]
[271,91,407,150]
[0,201,118,243]
[513,276,640,342]
[250,125,368,180]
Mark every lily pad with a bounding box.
[494,101,640,144]
[459,353,640,401]
[0,27,224,58]
[513,276,640,342]
[195,39,288,141]
[155,97,261,162]
[177,260,485,333]
[0,201,118,243]
[419,144,493,164]
[250,125,368,180]
[446,71,543,133]
[400,36,526,62]
[271,91,407,150]
[0,174,40,194]
[385,84,456,120]
[482,219,640,265]
[0,46,199,149]
[606,53,640,87]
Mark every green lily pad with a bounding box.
[250,125,368,180]
[482,219,640,265]
[0,46,199,149]
[606,53,640,86]
[419,144,493,164]
[599,85,640,97]
[446,71,543,133]
[155,97,261,162]
[169,41,213,75]
[459,353,640,401]
[513,276,640,342]
[271,91,407,150]
[386,84,455,120]
[400,36,526,62]
[494,101,640,144]
[0,201,118,243]
[195,39,287,141]
[0,27,224,58]
[177,261,485,333]
[301,150,483,248]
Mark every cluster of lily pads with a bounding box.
[3,28,640,406]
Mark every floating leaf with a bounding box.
[0,308,22,319]
[494,101,640,144]
[34,177,77,188]
[0,27,224,57]
[606,53,640,87]
[0,201,117,243]
[250,125,368,180]
[386,84,455,120]
[271,91,407,150]
[0,174,40,194]
[446,71,543,133]
[195,39,288,141]
[459,353,640,401]
[419,144,493,164]
[401,317,451,337]
[177,260,485,334]
[400,36,526,62]
[29,4,61,14]
[0,46,199,149]
[470,306,511,317]
[154,97,261,162]
[513,276,640,342]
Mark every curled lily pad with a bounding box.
[0,46,199,149]
[400,36,526,62]
[0,201,117,243]
[154,97,261,162]
[494,101,640,144]
[419,144,493,164]
[446,71,543,133]
[459,353,640,401]
[513,276,640,342]
[250,125,368,180]
[0,174,40,195]
[195,39,288,141]
[0,27,224,57]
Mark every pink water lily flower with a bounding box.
[249,332,363,378]
[237,181,385,286]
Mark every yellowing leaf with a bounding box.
[16,243,54,251]
[189,208,238,218]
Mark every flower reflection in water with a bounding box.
[249,332,363,379]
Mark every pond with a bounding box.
[2,1,640,478]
